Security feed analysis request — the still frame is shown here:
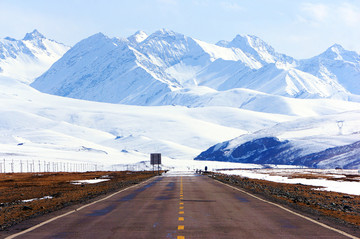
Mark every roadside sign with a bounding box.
[150,153,161,165]
[150,153,161,175]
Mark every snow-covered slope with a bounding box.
[31,33,173,104]
[299,44,360,95]
[4,73,360,169]
[31,29,358,105]
[3,74,300,168]
[151,86,360,116]
[0,30,69,84]
[210,63,349,99]
[195,110,360,168]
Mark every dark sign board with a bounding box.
[150,153,161,165]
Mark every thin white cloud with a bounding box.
[339,3,360,26]
[300,3,329,23]
[289,1,360,57]
[298,2,360,27]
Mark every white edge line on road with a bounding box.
[5,176,157,239]
[214,179,359,239]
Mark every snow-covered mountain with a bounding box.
[195,110,360,169]
[298,44,360,95]
[31,29,359,105]
[0,30,70,83]
[2,29,360,170]
[31,32,175,104]
[216,34,294,65]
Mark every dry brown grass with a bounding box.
[285,173,360,182]
[212,173,360,228]
[0,171,156,230]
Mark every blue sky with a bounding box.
[1,0,359,58]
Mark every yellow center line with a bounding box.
[178,176,185,239]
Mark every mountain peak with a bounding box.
[330,43,344,49]
[157,28,176,35]
[150,28,182,38]
[217,34,282,64]
[327,44,345,54]
[216,34,273,53]
[128,30,148,44]
[90,32,107,39]
[232,34,273,51]
[83,32,111,43]
[319,43,360,62]
[145,29,186,43]
[23,29,45,41]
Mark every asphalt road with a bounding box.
[4,172,358,239]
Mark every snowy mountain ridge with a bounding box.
[0,30,70,83]
[299,44,360,95]
[1,30,360,169]
[31,29,360,106]
[216,34,295,65]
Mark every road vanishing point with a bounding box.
[3,172,359,239]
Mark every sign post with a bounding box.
[150,153,161,175]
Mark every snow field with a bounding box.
[218,169,360,196]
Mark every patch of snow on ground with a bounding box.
[219,169,360,195]
[70,179,110,185]
[22,196,53,203]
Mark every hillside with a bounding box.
[0,30,69,83]
[195,110,360,168]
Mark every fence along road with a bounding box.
[3,172,359,239]
[0,159,144,173]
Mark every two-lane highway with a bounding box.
[4,172,358,239]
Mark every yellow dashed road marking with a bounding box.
[177,176,185,239]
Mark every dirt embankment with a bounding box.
[210,173,360,229]
[0,171,157,230]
